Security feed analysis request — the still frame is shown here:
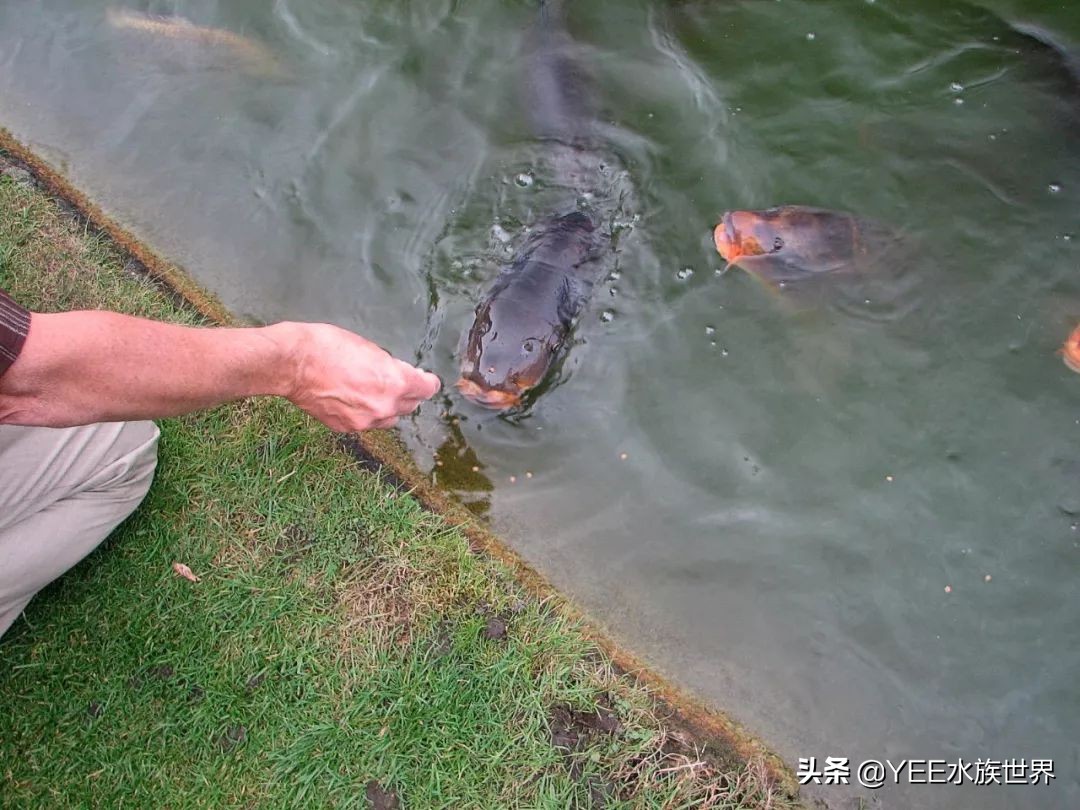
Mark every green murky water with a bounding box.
[2,1,1078,805]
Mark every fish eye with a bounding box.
[772,236,784,252]
[523,340,535,354]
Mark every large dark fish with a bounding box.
[457,0,601,409]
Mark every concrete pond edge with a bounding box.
[0,125,801,800]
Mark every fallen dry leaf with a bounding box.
[172,562,200,583]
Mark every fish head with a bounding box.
[456,299,562,410]
[713,210,788,264]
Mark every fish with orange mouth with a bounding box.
[713,206,897,284]
[457,212,599,409]
[457,0,605,410]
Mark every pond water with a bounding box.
[2,1,1078,806]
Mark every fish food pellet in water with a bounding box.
[525,471,533,479]
[944,585,952,593]
[510,475,517,483]
[984,574,992,583]
[619,452,628,461]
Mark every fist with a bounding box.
[279,322,441,432]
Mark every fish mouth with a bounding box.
[713,214,739,262]
[455,377,523,410]
[1063,326,1080,374]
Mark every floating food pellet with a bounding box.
[619,452,628,461]
[471,465,480,473]
[805,32,816,41]
[944,585,952,593]
[704,325,715,335]
[525,471,533,479]
[509,475,517,483]
[600,309,615,323]
[885,475,894,482]
[1049,183,1062,194]
[436,460,444,467]
[984,574,992,582]
[676,267,694,281]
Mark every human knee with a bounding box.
[114,420,160,501]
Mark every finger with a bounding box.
[400,364,441,399]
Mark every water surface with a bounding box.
[1,1,1078,806]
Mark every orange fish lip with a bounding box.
[455,377,523,410]
[713,214,741,263]
[1063,325,1080,373]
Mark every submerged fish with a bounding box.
[1063,324,1080,373]
[713,206,897,284]
[105,7,281,76]
[457,0,606,410]
[457,212,599,409]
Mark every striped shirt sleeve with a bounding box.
[0,288,30,378]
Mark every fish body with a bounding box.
[457,213,598,409]
[714,206,894,284]
[457,0,602,409]
[105,7,280,76]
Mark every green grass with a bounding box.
[0,165,797,808]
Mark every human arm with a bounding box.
[0,310,440,430]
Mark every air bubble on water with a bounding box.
[600,309,615,323]
[609,287,618,297]
[949,81,964,93]
[709,340,717,347]
[988,134,997,141]
[806,32,816,41]
[721,348,729,356]
[647,112,654,119]
[953,97,964,105]
[1063,234,1073,242]
[514,172,534,188]
[705,325,716,335]
[1049,183,1062,194]
[608,270,621,281]
[676,267,694,281]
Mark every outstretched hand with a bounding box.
[278,322,441,432]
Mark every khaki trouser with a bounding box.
[0,421,159,639]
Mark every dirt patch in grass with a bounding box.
[336,555,419,650]
[364,780,399,810]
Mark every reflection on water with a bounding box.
[2,1,1079,807]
